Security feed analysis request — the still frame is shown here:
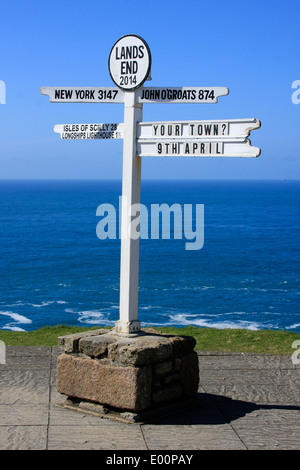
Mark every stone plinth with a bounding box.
[56,328,199,419]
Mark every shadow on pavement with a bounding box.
[147,393,300,425]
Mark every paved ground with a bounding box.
[0,346,299,450]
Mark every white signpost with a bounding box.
[41,34,261,335]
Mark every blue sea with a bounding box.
[0,180,299,333]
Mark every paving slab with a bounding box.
[0,370,50,405]
[141,423,246,450]
[201,384,299,405]
[5,346,52,356]
[198,354,297,370]
[0,346,299,450]
[0,425,48,450]
[230,423,300,450]
[47,424,148,450]
[0,403,50,426]
[199,369,271,385]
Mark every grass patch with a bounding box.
[0,325,299,355]
[155,326,300,355]
[0,325,110,347]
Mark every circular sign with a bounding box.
[108,34,151,91]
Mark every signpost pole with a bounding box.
[115,91,143,334]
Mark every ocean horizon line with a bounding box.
[0,178,299,183]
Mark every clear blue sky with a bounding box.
[1,0,299,180]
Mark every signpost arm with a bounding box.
[115,92,143,334]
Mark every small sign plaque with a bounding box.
[40,87,124,103]
[54,123,124,140]
[137,119,260,140]
[136,87,229,103]
[108,34,151,91]
[137,139,260,158]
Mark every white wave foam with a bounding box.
[65,308,76,314]
[0,311,32,324]
[4,303,26,307]
[30,301,68,307]
[168,313,261,331]
[3,326,26,332]
[173,285,216,292]
[78,310,114,326]
[31,301,55,308]
[140,305,161,310]
[79,310,104,318]
[65,308,114,326]
[0,311,32,332]
[287,323,300,329]
[5,300,68,308]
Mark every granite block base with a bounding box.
[56,328,199,416]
